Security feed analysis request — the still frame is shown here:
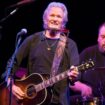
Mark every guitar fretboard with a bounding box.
[35,60,94,92]
[36,70,68,92]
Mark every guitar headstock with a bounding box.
[78,59,94,71]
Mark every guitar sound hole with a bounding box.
[25,84,37,99]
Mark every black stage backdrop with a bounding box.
[0,0,105,82]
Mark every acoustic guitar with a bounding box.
[0,60,94,105]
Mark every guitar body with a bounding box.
[15,73,52,105]
[0,73,52,105]
[0,82,18,105]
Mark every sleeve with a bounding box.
[12,36,33,75]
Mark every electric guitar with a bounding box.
[0,60,94,105]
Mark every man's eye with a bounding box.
[101,35,105,38]
[57,15,62,18]
[50,14,55,17]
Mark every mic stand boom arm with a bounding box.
[0,8,18,24]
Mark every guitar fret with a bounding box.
[51,77,56,83]
[49,78,54,85]
[36,82,47,92]
[44,80,50,87]
[35,84,42,92]
[58,71,68,81]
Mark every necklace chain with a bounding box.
[45,39,58,51]
[43,31,59,51]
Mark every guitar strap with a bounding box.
[50,34,67,77]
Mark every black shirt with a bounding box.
[80,44,105,97]
[13,31,79,105]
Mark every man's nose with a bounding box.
[103,39,105,43]
[102,40,105,44]
[53,16,58,20]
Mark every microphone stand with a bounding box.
[0,8,18,42]
[98,81,105,105]
[5,36,22,105]
[0,26,2,40]
[0,8,18,24]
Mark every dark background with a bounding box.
[0,0,105,79]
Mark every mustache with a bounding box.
[102,43,105,47]
[50,20,59,25]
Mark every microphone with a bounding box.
[15,28,27,48]
[17,28,27,37]
[9,0,35,8]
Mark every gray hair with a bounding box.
[43,2,68,29]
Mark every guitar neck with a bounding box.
[36,70,68,92]
[35,60,94,92]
